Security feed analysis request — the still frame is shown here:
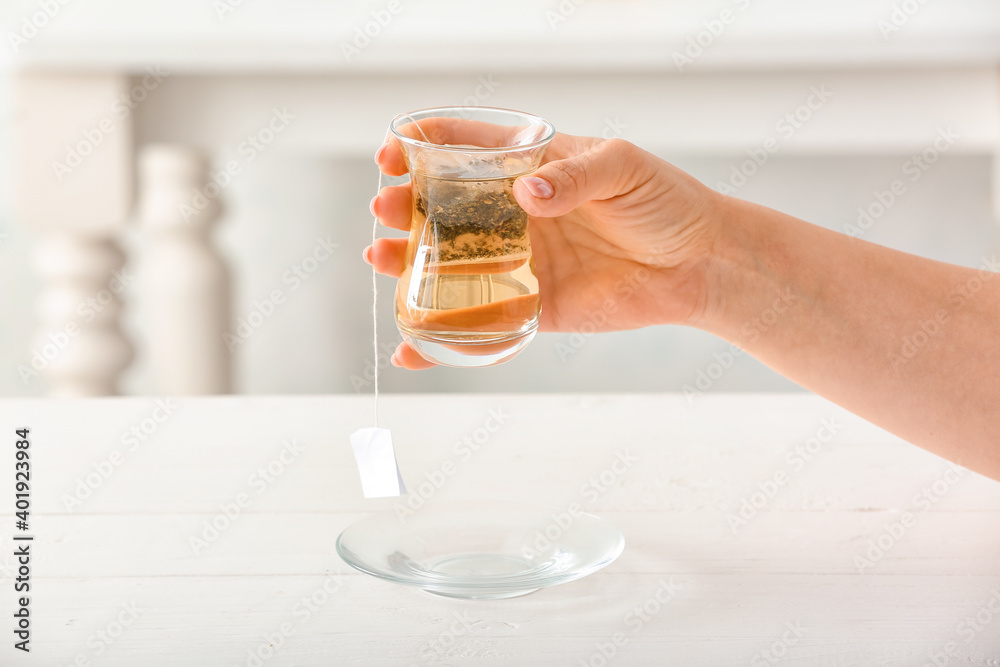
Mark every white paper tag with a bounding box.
[350,427,407,498]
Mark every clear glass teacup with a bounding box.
[390,106,555,368]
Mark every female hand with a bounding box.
[365,132,723,369]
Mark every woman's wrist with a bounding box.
[684,194,784,340]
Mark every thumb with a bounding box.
[513,138,646,218]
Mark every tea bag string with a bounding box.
[402,113,432,144]
[371,169,383,427]
[371,115,430,426]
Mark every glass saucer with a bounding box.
[336,507,625,599]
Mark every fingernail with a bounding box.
[362,245,372,264]
[369,195,378,218]
[390,354,400,367]
[521,176,553,199]
[374,144,387,165]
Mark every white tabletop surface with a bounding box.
[1,393,999,666]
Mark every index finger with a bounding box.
[375,137,408,177]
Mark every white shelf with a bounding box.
[2,0,999,72]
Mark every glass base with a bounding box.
[422,554,540,599]
[400,327,536,368]
[336,506,625,600]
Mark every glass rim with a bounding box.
[388,106,556,154]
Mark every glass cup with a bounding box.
[390,106,555,368]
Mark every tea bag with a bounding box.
[350,427,407,498]
[414,171,530,268]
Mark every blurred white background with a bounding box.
[0,0,998,397]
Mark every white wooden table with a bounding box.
[2,394,999,665]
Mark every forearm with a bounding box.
[696,196,1000,480]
